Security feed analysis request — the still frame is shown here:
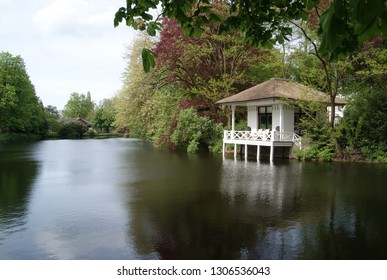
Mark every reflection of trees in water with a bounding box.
[123,149,387,259]
[298,163,387,259]
[131,184,257,259]
[124,151,258,259]
[0,144,38,243]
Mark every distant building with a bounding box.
[58,117,93,128]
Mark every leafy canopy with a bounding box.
[93,99,115,132]
[152,18,275,99]
[114,0,387,71]
[62,92,95,119]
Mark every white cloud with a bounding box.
[84,8,116,28]
[33,0,118,36]
[0,0,11,5]
[34,0,86,34]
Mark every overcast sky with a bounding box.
[1,0,136,110]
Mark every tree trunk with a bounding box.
[330,94,336,128]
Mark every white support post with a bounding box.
[231,105,235,132]
[279,103,283,141]
[270,142,274,161]
[234,143,237,159]
[245,144,248,161]
[257,145,260,160]
[222,142,225,157]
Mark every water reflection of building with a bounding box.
[220,159,304,211]
[219,159,307,259]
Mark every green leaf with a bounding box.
[357,19,379,43]
[192,26,205,38]
[146,22,156,36]
[141,48,156,72]
[305,0,317,10]
[352,0,384,32]
[209,12,222,23]
[319,8,337,57]
[114,7,127,27]
[147,22,158,36]
[277,35,285,45]
[141,12,153,21]
[181,3,192,13]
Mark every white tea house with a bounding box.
[216,78,346,160]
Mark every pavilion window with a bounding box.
[258,106,272,129]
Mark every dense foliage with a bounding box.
[113,33,164,139]
[0,52,47,136]
[336,39,387,162]
[153,17,277,98]
[57,122,88,139]
[291,38,387,161]
[44,105,61,133]
[171,108,223,153]
[92,99,115,133]
[115,0,386,70]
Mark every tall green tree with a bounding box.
[337,39,387,157]
[0,51,47,134]
[62,91,95,119]
[153,17,279,102]
[93,99,116,132]
[45,105,60,118]
[44,105,61,132]
[114,32,184,144]
[113,33,161,138]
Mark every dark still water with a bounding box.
[1,139,386,260]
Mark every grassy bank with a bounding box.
[0,133,43,143]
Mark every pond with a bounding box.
[0,139,386,259]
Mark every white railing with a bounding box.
[292,133,302,148]
[224,129,273,141]
[273,131,294,141]
[224,129,302,147]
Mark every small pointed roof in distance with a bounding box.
[216,78,346,105]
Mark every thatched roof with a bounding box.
[217,78,347,105]
[59,117,93,127]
